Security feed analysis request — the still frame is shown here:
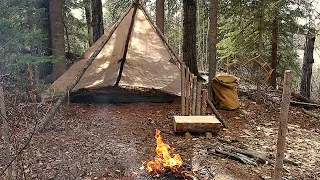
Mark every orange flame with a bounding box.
[143,129,182,174]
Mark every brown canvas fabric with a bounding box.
[212,75,239,110]
[52,6,181,95]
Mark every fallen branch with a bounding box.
[215,149,258,165]
[291,93,314,103]
[211,143,299,167]
[221,145,275,165]
[206,97,228,128]
[290,100,320,108]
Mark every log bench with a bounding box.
[173,116,222,135]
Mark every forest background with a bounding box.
[1,0,320,101]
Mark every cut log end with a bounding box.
[173,116,222,134]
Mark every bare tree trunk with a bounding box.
[183,0,200,77]
[50,0,66,80]
[156,0,164,33]
[91,0,104,42]
[270,15,279,88]
[84,0,93,46]
[207,0,218,100]
[300,35,315,98]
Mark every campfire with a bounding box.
[141,129,183,174]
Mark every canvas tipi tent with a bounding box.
[53,1,181,99]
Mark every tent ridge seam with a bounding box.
[115,4,139,86]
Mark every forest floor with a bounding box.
[0,86,320,179]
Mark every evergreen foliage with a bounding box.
[0,0,52,83]
[63,0,90,55]
[1,0,319,99]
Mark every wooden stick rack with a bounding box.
[180,62,207,116]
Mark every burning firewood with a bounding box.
[141,129,196,179]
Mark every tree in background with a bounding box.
[104,0,131,26]
[29,0,52,80]
[217,0,303,80]
[0,0,52,88]
[164,0,183,55]
[91,0,104,42]
[182,0,200,77]
[2,0,318,100]
[63,0,89,56]
[84,0,94,46]
[300,33,315,98]
[208,0,218,97]
[50,0,67,80]
[156,0,165,33]
[270,11,279,88]
[0,0,54,176]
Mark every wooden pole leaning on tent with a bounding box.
[37,3,134,132]
[206,97,228,128]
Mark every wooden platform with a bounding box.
[173,116,222,134]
